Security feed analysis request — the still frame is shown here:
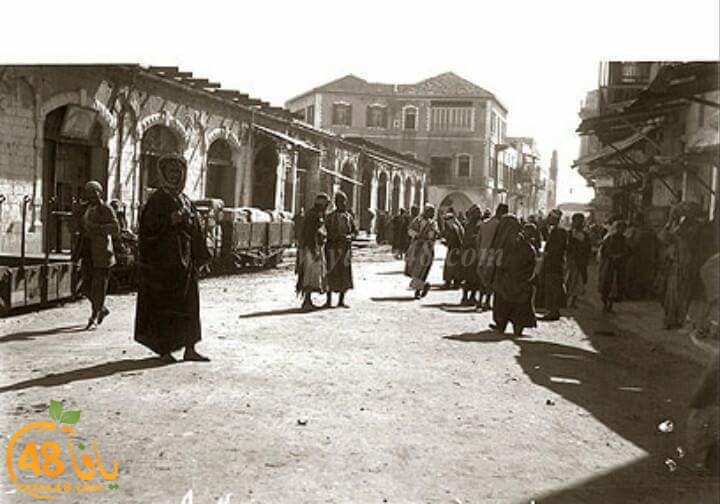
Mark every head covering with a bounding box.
[315,192,330,202]
[334,191,347,203]
[84,180,103,199]
[493,214,522,254]
[157,155,187,195]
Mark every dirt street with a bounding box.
[1,246,718,503]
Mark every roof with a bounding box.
[572,126,656,167]
[286,72,507,112]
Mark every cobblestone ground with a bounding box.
[1,246,718,503]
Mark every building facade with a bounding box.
[575,61,719,227]
[0,65,427,255]
[286,72,509,214]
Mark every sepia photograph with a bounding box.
[1,1,719,502]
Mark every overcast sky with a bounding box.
[3,0,718,204]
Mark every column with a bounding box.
[369,169,378,234]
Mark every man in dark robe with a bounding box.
[405,204,440,298]
[297,193,330,311]
[537,208,567,321]
[489,215,537,336]
[325,191,357,308]
[624,213,659,300]
[460,204,482,305]
[134,155,211,362]
[598,219,631,313]
[442,211,465,289]
[476,203,509,310]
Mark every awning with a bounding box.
[573,126,656,167]
[319,166,363,186]
[253,124,321,152]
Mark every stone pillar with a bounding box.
[305,149,322,211]
[291,150,299,214]
[241,135,254,207]
[370,169,378,233]
[408,180,416,209]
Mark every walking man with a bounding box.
[78,181,120,330]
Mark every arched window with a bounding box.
[206,139,236,206]
[403,105,418,130]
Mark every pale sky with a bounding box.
[3,0,718,205]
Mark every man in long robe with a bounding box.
[134,155,211,362]
[297,193,330,311]
[460,204,482,305]
[325,191,357,308]
[405,204,440,299]
[489,215,537,336]
[624,213,659,300]
[442,212,465,289]
[476,203,509,310]
[537,208,568,321]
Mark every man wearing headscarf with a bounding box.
[297,193,330,310]
[536,208,568,321]
[405,203,440,299]
[488,214,537,336]
[566,213,592,309]
[78,181,120,329]
[441,210,465,289]
[476,203,509,310]
[134,155,211,362]
[325,191,357,308]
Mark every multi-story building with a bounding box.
[505,137,547,217]
[286,72,509,214]
[0,65,427,255]
[575,61,719,226]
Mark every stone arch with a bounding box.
[439,191,473,214]
[139,124,184,204]
[205,127,242,152]
[136,111,190,148]
[40,90,116,142]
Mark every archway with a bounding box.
[359,165,373,231]
[140,125,182,204]
[340,161,356,215]
[391,174,401,214]
[377,172,388,212]
[404,177,413,209]
[206,139,236,206]
[252,143,279,210]
[439,191,473,214]
[43,105,108,253]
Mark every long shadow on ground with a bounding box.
[444,303,719,502]
[0,358,174,394]
[0,324,87,343]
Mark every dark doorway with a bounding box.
[43,106,108,254]
[360,165,373,231]
[404,177,413,209]
[340,161,356,215]
[252,144,279,210]
[391,175,401,213]
[378,172,388,212]
[140,125,182,205]
[206,139,236,206]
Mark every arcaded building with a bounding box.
[0,65,427,255]
[286,72,509,213]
